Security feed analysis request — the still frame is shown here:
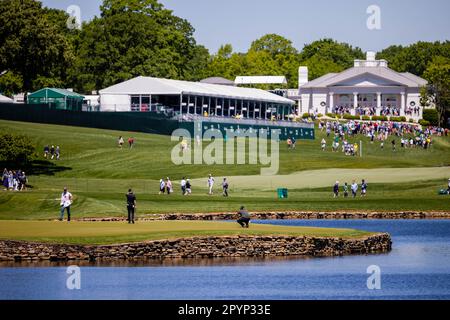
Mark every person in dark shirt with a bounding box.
[333,181,339,198]
[237,206,251,228]
[222,178,229,197]
[126,189,136,224]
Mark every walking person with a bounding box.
[185,179,192,195]
[333,181,339,198]
[44,145,50,158]
[159,178,166,194]
[222,178,229,197]
[166,177,173,194]
[343,182,349,198]
[321,138,326,151]
[118,136,124,149]
[180,177,187,195]
[50,145,55,160]
[237,206,251,228]
[128,137,135,149]
[55,146,60,160]
[361,179,368,197]
[351,180,358,198]
[126,188,136,224]
[59,187,73,222]
[207,174,215,195]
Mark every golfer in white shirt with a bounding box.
[59,187,73,221]
[207,174,215,195]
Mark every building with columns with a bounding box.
[298,52,428,120]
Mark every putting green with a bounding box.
[0,220,373,245]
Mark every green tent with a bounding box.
[28,88,84,111]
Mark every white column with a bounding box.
[377,92,381,110]
[353,92,358,115]
[329,92,334,114]
[400,92,406,116]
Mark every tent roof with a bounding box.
[28,88,84,99]
[100,76,295,105]
[234,76,288,85]
[200,77,235,86]
[0,94,13,103]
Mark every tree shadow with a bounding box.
[0,160,72,176]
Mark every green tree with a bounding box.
[0,0,75,93]
[72,0,206,93]
[422,56,450,126]
[0,133,35,165]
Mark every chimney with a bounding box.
[366,51,376,61]
[298,66,308,87]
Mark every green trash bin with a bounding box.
[277,188,288,199]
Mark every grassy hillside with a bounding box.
[0,119,449,219]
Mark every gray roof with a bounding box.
[200,77,235,86]
[300,66,427,89]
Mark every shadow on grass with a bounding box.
[0,160,72,176]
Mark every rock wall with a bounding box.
[75,211,450,222]
[0,233,391,262]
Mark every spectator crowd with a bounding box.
[2,169,28,191]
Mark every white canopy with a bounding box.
[100,76,294,105]
[0,94,13,103]
[234,76,288,85]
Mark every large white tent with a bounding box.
[99,76,295,119]
[0,94,13,103]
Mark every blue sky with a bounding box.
[41,0,450,53]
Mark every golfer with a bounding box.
[237,206,251,228]
[126,188,136,224]
[59,187,73,222]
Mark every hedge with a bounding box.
[343,114,360,120]
[419,119,431,126]
[302,113,311,119]
[361,115,371,121]
[422,109,439,126]
[371,115,388,121]
[389,116,407,122]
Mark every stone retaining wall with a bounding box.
[0,233,392,262]
[75,211,450,222]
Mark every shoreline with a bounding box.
[72,211,450,222]
[0,233,392,262]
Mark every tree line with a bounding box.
[0,0,448,125]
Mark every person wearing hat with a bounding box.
[237,206,251,228]
[59,187,73,221]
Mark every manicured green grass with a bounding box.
[0,119,449,220]
[0,220,374,245]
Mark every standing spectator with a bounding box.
[287,138,292,149]
[19,171,27,191]
[237,206,251,228]
[391,139,396,152]
[159,178,165,194]
[55,146,60,160]
[321,138,326,151]
[291,137,296,149]
[222,178,229,197]
[50,145,55,160]
[351,181,358,198]
[361,179,368,197]
[44,145,50,158]
[180,177,187,195]
[2,169,8,190]
[59,187,73,222]
[333,181,339,198]
[118,136,124,149]
[207,174,215,195]
[128,137,135,149]
[126,188,136,224]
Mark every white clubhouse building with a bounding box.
[298,52,428,120]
